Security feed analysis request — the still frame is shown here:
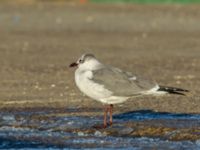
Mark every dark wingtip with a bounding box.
[168,91,186,96]
[159,85,189,92]
[158,85,189,96]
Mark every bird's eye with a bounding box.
[79,59,84,63]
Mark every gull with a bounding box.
[69,54,188,128]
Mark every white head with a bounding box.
[69,54,101,70]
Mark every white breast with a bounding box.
[75,69,113,102]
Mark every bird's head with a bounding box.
[69,53,101,70]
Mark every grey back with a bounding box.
[91,66,157,96]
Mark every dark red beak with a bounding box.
[69,62,78,68]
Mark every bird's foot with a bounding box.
[92,124,107,129]
[92,122,113,129]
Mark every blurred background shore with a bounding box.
[2,0,200,4]
[0,0,200,114]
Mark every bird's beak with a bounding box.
[69,62,78,68]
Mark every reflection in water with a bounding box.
[0,108,200,149]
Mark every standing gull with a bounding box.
[69,54,188,128]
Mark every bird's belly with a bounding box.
[75,73,112,101]
[100,96,129,104]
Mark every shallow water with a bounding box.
[0,108,200,149]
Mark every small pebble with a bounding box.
[94,131,103,137]
[67,121,74,125]
[34,85,39,89]
[119,127,134,135]
[2,115,15,122]
[77,131,84,136]
[51,84,56,88]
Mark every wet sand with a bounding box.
[0,108,200,149]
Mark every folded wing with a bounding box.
[91,66,158,97]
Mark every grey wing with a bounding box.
[91,66,158,96]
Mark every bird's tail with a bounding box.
[158,85,189,96]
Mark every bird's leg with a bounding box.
[103,106,107,128]
[103,105,109,128]
[93,105,110,129]
[109,104,113,126]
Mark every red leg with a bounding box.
[109,104,113,126]
[103,105,108,128]
[93,105,109,129]
[92,105,112,129]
